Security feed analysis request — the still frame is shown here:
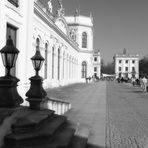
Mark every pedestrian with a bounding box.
[85,77,88,84]
[88,76,91,83]
[139,77,143,88]
[142,77,147,92]
[131,77,136,87]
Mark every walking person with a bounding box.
[142,77,147,92]
[131,77,136,87]
[139,77,143,88]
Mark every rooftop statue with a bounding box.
[57,0,65,16]
[48,0,52,13]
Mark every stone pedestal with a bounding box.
[26,75,47,110]
[0,76,23,108]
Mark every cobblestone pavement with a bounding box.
[106,82,148,148]
[47,82,106,147]
[46,81,148,148]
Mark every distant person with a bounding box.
[131,77,136,87]
[139,77,143,88]
[88,76,91,83]
[142,77,147,92]
[136,78,140,86]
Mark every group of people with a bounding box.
[131,76,148,92]
[117,76,148,92]
[85,75,100,83]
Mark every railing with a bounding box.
[42,97,71,115]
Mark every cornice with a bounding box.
[34,2,79,52]
[68,23,93,28]
[79,49,93,54]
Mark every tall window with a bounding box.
[6,24,17,76]
[125,60,128,63]
[94,67,97,71]
[63,52,65,79]
[132,60,135,64]
[58,48,60,80]
[119,60,122,64]
[119,67,121,71]
[82,32,87,48]
[94,57,97,62]
[132,67,135,78]
[67,55,68,78]
[8,0,19,7]
[52,47,54,79]
[81,61,87,78]
[125,67,128,71]
[69,56,71,78]
[44,43,48,79]
[132,67,135,72]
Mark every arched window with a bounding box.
[63,52,65,79]
[52,46,54,79]
[36,38,40,50]
[69,56,71,78]
[44,43,48,79]
[81,61,87,78]
[67,54,69,78]
[82,32,87,48]
[58,48,60,80]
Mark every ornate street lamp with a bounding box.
[26,47,48,110]
[0,36,23,107]
[31,47,44,76]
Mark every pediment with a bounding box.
[54,17,69,36]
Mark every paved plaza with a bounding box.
[46,81,148,148]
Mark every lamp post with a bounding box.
[0,36,23,107]
[26,47,48,110]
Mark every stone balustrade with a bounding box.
[43,97,71,115]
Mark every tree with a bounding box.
[139,54,148,78]
[101,60,114,74]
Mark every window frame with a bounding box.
[81,61,87,78]
[44,43,48,79]
[125,67,128,71]
[94,67,97,72]
[94,57,97,62]
[119,67,121,71]
[82,32,87,48]
[132,67,135,72]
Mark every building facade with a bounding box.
[93,49,101,78]
[113,49,139,79]
[0,0,101,101]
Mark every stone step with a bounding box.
[66,121,89,148]
[69,135,88,148]
[4,115,67,147]
[11,109,54,134]
[52,127,75,148]
[6,127,75,148]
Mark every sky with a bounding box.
[60,0,148,64]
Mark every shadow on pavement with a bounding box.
[87,143,105,148]
[132,90,143,93]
